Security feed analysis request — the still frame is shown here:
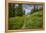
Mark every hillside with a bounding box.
[8,9,43,30]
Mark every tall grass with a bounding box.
[8,10,43,30]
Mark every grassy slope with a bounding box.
[25,10,43,29]
[8,10,43,30]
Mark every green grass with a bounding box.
[8,10,43,30]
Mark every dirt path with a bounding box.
[22,16,26,29]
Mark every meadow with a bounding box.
[8,10,43,30]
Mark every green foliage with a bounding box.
[15,4,25,16]
[25,11,43,29]
[8,4,43,30]
[8,10,43,30]
[8,16,24,30]
[9,4,25,17]
[31,7,43,14]
[9,3,15,17]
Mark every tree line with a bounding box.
[8,3,43,17]
[9,3,25,17]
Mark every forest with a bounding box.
[8,3,43,30]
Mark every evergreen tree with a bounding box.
[9,3,15,17]
[15,4,24,16]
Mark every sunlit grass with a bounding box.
[8,10,43,30]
